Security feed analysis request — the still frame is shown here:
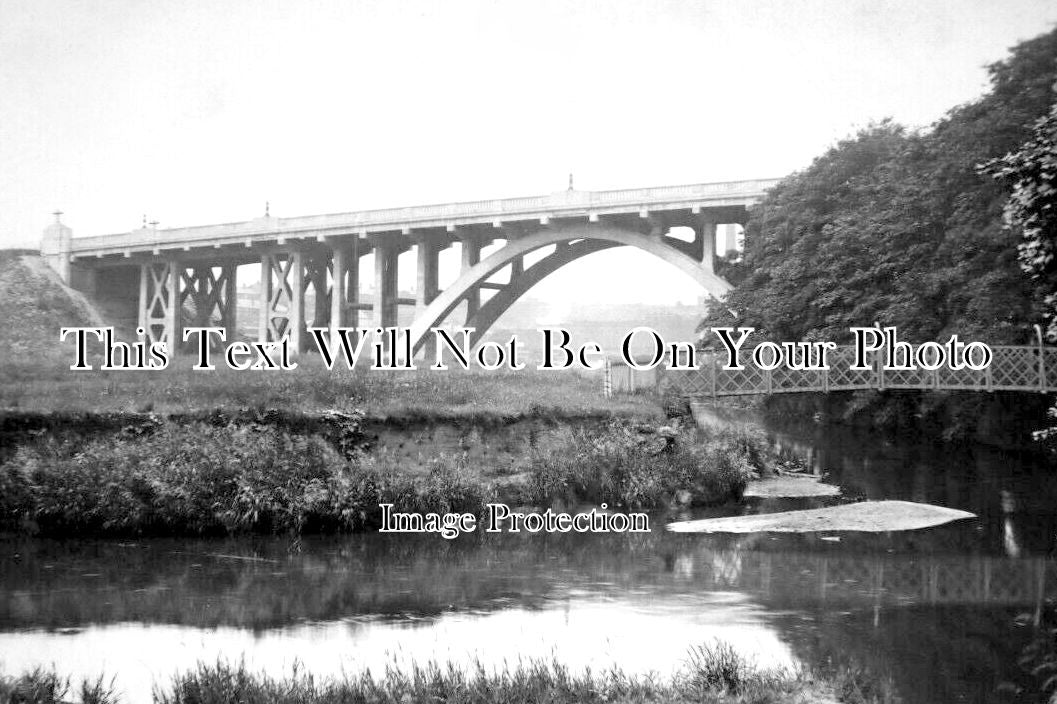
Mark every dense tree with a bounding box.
[984,102,1057,338]
[703,28,1057,347]
[698,29,1057,440]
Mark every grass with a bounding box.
[0,417,763,537]
[0,355,661,421]
[0,642,901,704]
[527,422,757,510]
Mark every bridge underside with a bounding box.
[63,210,745,354]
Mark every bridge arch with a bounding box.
[409,223,732,354]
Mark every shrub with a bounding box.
[527,421,758,510]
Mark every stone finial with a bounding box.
[568,173,574,191]
[265,201,270,217]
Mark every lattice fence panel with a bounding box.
[937,364,987,390]
[770,366,826,393]
[991,346,1040,389]
[1046,349,1057,390]
[715,365,767,395]
[883,365,932,389]
[827,347,876,390]
[661,343,1054,398]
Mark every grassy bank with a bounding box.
[0,643,898,704]
[0,417,762,537]
[0,356,661,421]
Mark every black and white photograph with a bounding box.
[3,1,1057,702]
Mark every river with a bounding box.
[2,410,1056,703]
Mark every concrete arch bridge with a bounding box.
[40,179,778,354]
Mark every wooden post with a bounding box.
[1038,326,1047,393]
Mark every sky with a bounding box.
[2,0,1056,305]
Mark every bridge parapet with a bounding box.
[61,178,778,259]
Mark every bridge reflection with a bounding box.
[674,547,1055,611]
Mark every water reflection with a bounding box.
[3,412,1057,703]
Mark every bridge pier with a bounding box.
[329,240,363,351]
[697,217,717,270]
[414,235,442,315]
[371,240,400,330]
[260,251,305,353]
[181,264,237,342]
[459,233,482,322]
[139,260,181,350]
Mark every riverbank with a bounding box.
[0,647,895,704]
[0,409,763,537]
[0,355,662,420]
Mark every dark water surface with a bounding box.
[3,412,1057,703]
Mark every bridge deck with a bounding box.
[654,345,1057,397]
[69,178,780,258]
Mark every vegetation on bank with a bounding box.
[702,28,1057,438]
[0,644,899,704]
[0,356,661,421]
[0,416,762,537]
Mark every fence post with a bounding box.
[710,348,718,395]
[603,357,612,399]
[1036,324,1047,393]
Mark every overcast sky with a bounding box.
[2,0,1055,304]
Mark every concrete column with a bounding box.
[288,250,304,354]
[222,264,237,341]
[164,259,180,353]
[329,241,361,350]
[698,219,717,271]
[191,266,212,328]
[460,235,481,320]
[307,256,330,345]
[347,240,361,329]
[258,254,272,342]
[372,243,398,329]
[415,237,440,313]
[330,246,347,351]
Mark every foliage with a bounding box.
[0,422,490,536]
[124,651,823,704]
[528,421,759,509]
[0,654,903,704]
[699,28,1057,435]
[0,669,117,704]
[984,102,1057,339]
[0,417,764,536]
[703,28,1057,345]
